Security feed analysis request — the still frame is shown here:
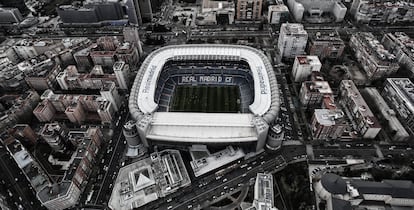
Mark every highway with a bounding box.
[141,145,306,210]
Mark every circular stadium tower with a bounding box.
[129,44,280,152]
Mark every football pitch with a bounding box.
[170,85,240,113]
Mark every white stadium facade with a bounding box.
[128,44,280,152]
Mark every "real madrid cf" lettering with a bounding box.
[180,75,233,84]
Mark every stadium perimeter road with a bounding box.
[141,145,307,210]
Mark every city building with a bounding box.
[362,87,409,142]
[278,23,308,59]
[11,124,38,145]
[287,0,346,23]
[108,149,191,210]
[65,102,86,124]
[311,109,346,140]
[0,0,29,16]
[40,123,70,152]
[236,0,263,21]
[116,42,139,65]
[57,1,124,24]
[349,32,399,81]
[90,50,116,68]
[314,173,414,210]
[123,27,143,56]
[339,80,381,139]
[382,78,414,136]
[268,4,289,24]
[350,0,414,24]
[97,36,120,51]
[24,60,61,91]
[299,80,332,107]
[73,48,93,69]
[2,139,51,203]
[12,39,65,60]
[123,120,147,157]
[56,65,118,90]
[113,61,130,90]
[97,101,114,125]
[292,56,321,82]
[34,89,117,124]
[0,91,40,131]
[125,0,142,25]
[100,81,121,111]
[199,0,236,25]
[0,7,23,24]
[308,31,345,60]
[37,127,102,210]
[136,0,153,21]
[33,100,56,122]
[243,173,278,210]
[382,32,414,78]
[190,146,244,177]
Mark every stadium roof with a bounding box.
[147,112,258,143]
[129,44,279,123]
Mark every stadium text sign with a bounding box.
[180,75,233,84]
[142,65,157,93]
[256,66,268,94]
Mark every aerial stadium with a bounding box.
[128,44,280,152]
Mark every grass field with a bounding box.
[170,85,240,113]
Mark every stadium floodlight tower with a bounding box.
[129,44,280,152]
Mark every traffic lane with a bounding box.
[152,156,286,210]
[93,113,129,204]
[143,151,288,209]
[168,157,286,210]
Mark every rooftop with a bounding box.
[352,32,397,64]
[303,81,332,94]
[309,30,344,43]
[341,80,380,128]
[280,23,307,35]
[385,78,414,113]
[147,112,257,143]
[314,109,344,126]
[109,150,191,210]
[362,87,409,140]
[129,44,279,124]
[296,56,321,66]
[386,32,414,60]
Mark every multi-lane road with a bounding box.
[139,145,307,210]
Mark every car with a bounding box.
[187,204,192,209]
[247,166,252,170]
[224,186,228,190]
[167,198,172,202]
[167,206,173,209]
[223,178,227,182]
[221,191,225,195]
